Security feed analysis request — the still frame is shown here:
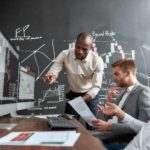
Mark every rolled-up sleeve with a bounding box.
[87,57,104,98]
[47,50,66,78]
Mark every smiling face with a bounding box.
[75,35,92,60]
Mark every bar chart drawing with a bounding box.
[43,85,65,103]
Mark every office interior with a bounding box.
[0,0,150,149]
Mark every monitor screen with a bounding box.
[0,32,19,101]
[18,70,35,100]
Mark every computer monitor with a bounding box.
[0,31,19,116]
[18,70,35,101]
[17,69,35,111]
[0,32,19,101]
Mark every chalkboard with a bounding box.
[1,0,150,114]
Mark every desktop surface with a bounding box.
[0,116,106,150]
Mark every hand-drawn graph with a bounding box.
[21,40,55,81]
[30,85,64,110]
[136,45,150,87]
[91,30,150,102]
[10,27,150,111]
[43,85,65,103]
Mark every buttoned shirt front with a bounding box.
[47,49,104,98]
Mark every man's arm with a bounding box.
[124,121,150,150]
[82,93,92,101]
[96,102,145,133]
[86,57,104,100]
[111,86,150,135]
[43,50,66,84]
[122,113,145,132]
[138,86,150,121]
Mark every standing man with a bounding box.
[43,32,104,124]
[92,58,150,142]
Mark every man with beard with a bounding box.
[43,32,104,129]
[92,58,150,143]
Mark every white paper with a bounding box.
[68,96,96,125]
[34,114,59,119]
[26,131,69,145]
[0,131,80,147]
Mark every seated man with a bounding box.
[91,58,150,143]
[96,102,150,150]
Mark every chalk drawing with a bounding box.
[21,39,56,81]
[10,24,42,41]
[43,85,65,103]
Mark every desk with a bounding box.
[0,116,106,150]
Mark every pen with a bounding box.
[40,141,64,144]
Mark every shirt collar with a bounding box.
[126,83,137,93]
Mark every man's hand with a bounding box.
[107,85,121,102]
[43,74,56,84]
[82,93,92,102]
[97,102,119,116]
[92,119,112,131]
[97,102,125,120]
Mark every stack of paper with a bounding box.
[0,131,80,147]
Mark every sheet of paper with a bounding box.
[68,96,96,125]
[26,131,70,145]
[0,131,80,147]
[34,114,59,119]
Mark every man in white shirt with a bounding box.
[43,32,104,128]
[91,59,150,141]
[98,102,150,150]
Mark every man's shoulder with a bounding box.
[136,83,150,91]
[90,51,103,61]
[60,48,74,56]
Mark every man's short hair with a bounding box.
[111,58,137,74]
[76,32,93,44]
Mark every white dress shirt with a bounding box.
[122,113,145,132]
[47,49,104,98]
[122,114,150,150]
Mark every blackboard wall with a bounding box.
[1,0,150,114]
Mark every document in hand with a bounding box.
[68,96,96,126]
[0,131,80,147]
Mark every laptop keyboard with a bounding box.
[47,116,77,129]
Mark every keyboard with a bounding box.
[47,115,78,129]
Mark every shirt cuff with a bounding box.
[121,113,132,123]
[87,87,100,99]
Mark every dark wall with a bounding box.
[1,0,150,114]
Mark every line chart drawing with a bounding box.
[10,27,150,110]
[21,39,56,81]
